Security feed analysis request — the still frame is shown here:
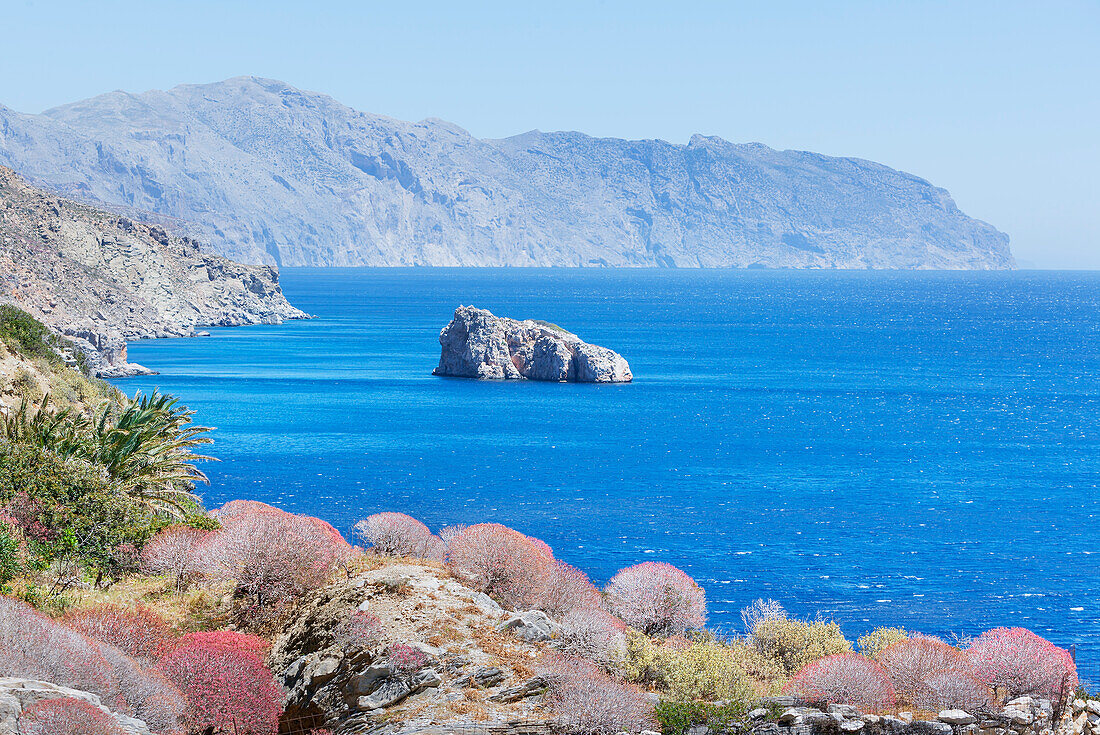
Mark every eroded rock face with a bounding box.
[0,166,306,376]
[433,306,632,383]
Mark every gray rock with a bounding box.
[1088,701,1100,716]
[748,708,769,720]
[0,77,1013,270]
[0,693,20,735]
[456,667,507,688]
[489,675,549,703]
[840,720,866,732]
[434,307,632,383]
[357,678,412,710]
[940,711,978,726]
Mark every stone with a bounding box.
[840,721,866,732]
[1089,702,1100,717]
[489,676,550,703]
[497,610,561,642]
[308,656,341,686]
[457,666,507,688]
[940,711,978,726]
[1003,709,1034,726]
[0,693,19,735]
[898,713,914,724]
[778,707,822,725]
[747,708,768,720]
[410,669,442,691]
[433,307,632,383]
[357,679,412,710]
[828,704,861,719]
[350,661,395,694]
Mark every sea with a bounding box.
[113,268,1100,681]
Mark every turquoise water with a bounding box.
[116,269,1100,680]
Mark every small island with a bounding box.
[433,305,633,383]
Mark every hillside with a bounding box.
[0,165,305,376]
[0,77,1012,269]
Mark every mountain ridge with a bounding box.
[0,76,1013,269]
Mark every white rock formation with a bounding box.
[433,306,632,383]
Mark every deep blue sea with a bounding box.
[114,269,1100,681]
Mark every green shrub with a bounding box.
[0,520,21,593]
[751,614,853,677]
[657,640,755,702]
[655,699,750,735]
[0,304,62,364]
[858,627,909,658]
[619,628,663,683]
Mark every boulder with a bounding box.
[433,306,632,383]
[497,610,560,642]
[940,711,978,726]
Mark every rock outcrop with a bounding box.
[433,306,632,383]
[270,564,553,734]
[0,678,152,735]
[0,76,1013,269]
[0,166,306,376]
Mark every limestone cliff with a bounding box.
[0,77,1012,269]
[0,166,306,377]
[433,306,632,383]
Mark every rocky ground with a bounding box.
[433,306,633,383]
[0,165,306,377]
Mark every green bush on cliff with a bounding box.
[0,304,64,365]
[750,613,853,677]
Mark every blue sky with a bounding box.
[2,0,1097,268]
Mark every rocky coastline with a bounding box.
[0,165,306,377]
[433,306,633,383]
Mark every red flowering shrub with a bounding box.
[559,606,628,666]
[141,525,209,591]
[876,636,962,707]
[966,627,1078,702]
[784,653,897,711]
[526,535,554,559]
[354,512,433,556]
[388,643,429,674]
[538,560,603,619]
[61,605,175,662]
[199,502,352,618]
[0,597,187,733]
[916,668,994,712]
[540,653,656,735]
[18,697,126,735]
[603,562,707,637]
[335,611,383,648]
[167,630,272,659]
[158,635,283,735]
[445,523,554,608]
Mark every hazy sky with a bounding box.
[2,0,1097,268]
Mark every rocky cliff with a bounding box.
[0,76,1012,269]
[433,306,632,383]
[0,166,306,376]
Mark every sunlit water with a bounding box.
[115,268,1100,680]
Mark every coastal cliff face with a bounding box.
[434,306,632,383]
[0,76,1012,270]
[0,166,306,376]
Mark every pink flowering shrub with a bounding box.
[354,512,433,556]
[61,605,175,663]
[388,642,430,675]
[17,697,126,735]
[140,525,209,591]
[916,668,994,712]
[445,523,554,608]
[167,630,272,659]
[335,611,383,649]
[559,606,628,666]
[0,597,187,733]
[784,653,897,711]
[540,653,656,735]
[199,502,352,618]
[876,636,962,707]
[603,562,707,637]
[538,561,603,619]
[966,627,1078,702]
[158,635,283,735]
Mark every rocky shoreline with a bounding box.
[0,165,306,377]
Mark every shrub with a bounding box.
[141,524,209,592]
[657,640,755,703]
[604,562,706,638]
[876,636,962,707]
[61,604,174,662]
[741,598,787,633]
[0,597,187,732]
[389,643,429,674]
[445,522,554,609]
[784,653,896,711]
[618,628,663,684]
[655,700,751,735]
[168,630,272,659]
[354,512,433,556]
[0,304,67,364]
[200,502,352,620]
[17,696,127,735]
[560,606,628,666]
[915,668,994,712]
[158,635,283,735]
[541,653,656,735]
[750,613,853,677]
[538,560,603,619]
[966,627,1078,702]
[335,610,383,649]
[859,627,909,659]
[0,513,23,592]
